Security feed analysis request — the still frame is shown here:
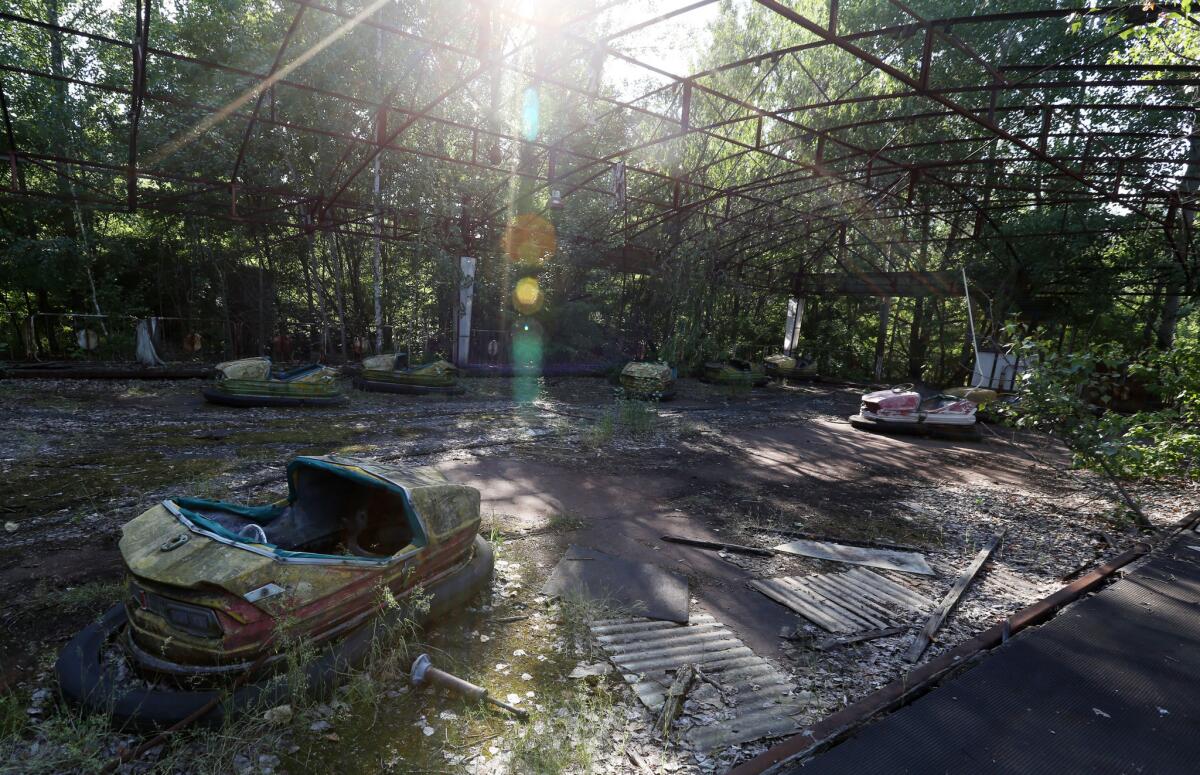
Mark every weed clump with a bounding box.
[510,681,620,774]
[584,399,659,449]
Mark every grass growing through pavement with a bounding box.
[33,579,126,614]
[0,693,24,742]
[546,510,586,533]
[0,575,441,775]
[1,705,110,775]
[509,680,621,774]
[584,398,659,448]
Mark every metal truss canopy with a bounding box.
[1,0,1197,292]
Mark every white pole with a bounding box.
[372,27,384,355]
[456,256,477,368]
[962,268,980,386]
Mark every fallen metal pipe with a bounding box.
[729,543,1149,775]
[410,653,529,720]
[661,534,775,557]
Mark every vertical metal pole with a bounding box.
[680,80,691,134]
[873,296,892,382]
[962,268,980,386]
[128,0,149,211]
[372,27,384,355]
[0,81,23,192]
[918,25,933,91]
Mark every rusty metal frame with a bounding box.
[0,0,1195,291]
[127,0,151,211]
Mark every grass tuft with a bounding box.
[510,682,620,775]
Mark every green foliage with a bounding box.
[0,692,25,743]
[1006,335,1200,482]
[508,681,619,775]
[0,0,1196,381]
[583,398,658,448]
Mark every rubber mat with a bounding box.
[792,540,1200,774]
[542,544,690,623]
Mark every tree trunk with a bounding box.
[371,26,385,354]
[308,233,329,358]
[329,232,348,360]
[873,297,892,381]
[1159,111,1200,348]
[907,211,931,381]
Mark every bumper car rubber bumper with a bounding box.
[56,536,493,730]
[201,387,348,408]
[848,413,982,441]
[352,377,464,396]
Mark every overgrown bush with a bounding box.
[1005,336,1200,525]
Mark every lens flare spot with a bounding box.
[522,87,540,141]
[503,213,556,266]
[511,319,544,403]
[513,277,544,314]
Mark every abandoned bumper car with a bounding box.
[354,352,463,395]
[619,360,675,400]
[56,455,493,728]
[764,353,818,380]
[202,357,346,407]
[849,384,982,441]
[700,358,769,387]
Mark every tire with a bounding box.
[353,378,464,396]
[56,536,494,730]
[201,387,348,408]
[848,414,981,442]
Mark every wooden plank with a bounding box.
[814,626,905,652]
[774,539,935,576]
[654,664,697,738]
[751,579,853,633]
[843,568,934,609]
[904,533,1004,663]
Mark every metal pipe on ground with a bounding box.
[410,653,529,720]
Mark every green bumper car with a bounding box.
[764,353,818,380]
[202,357,346,407]
[55,455,493,729]
[700,358,769,387]
[354,353,463,395]
[619,361,675,400]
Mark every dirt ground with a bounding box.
[1,374,1195,774]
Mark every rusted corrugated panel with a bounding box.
[591,613,809,750]
[751,569,933,633]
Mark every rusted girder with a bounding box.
[0,79,22,193]
[229,7,307,199]
[752,0,1167,228]
[127,0,150,211]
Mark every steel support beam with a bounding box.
[229,7,306,196]
[127,0,150,211]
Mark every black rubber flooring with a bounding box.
[793,535,1200,774]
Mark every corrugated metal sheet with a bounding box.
[591,613,809,750]
[751,568,933,634]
